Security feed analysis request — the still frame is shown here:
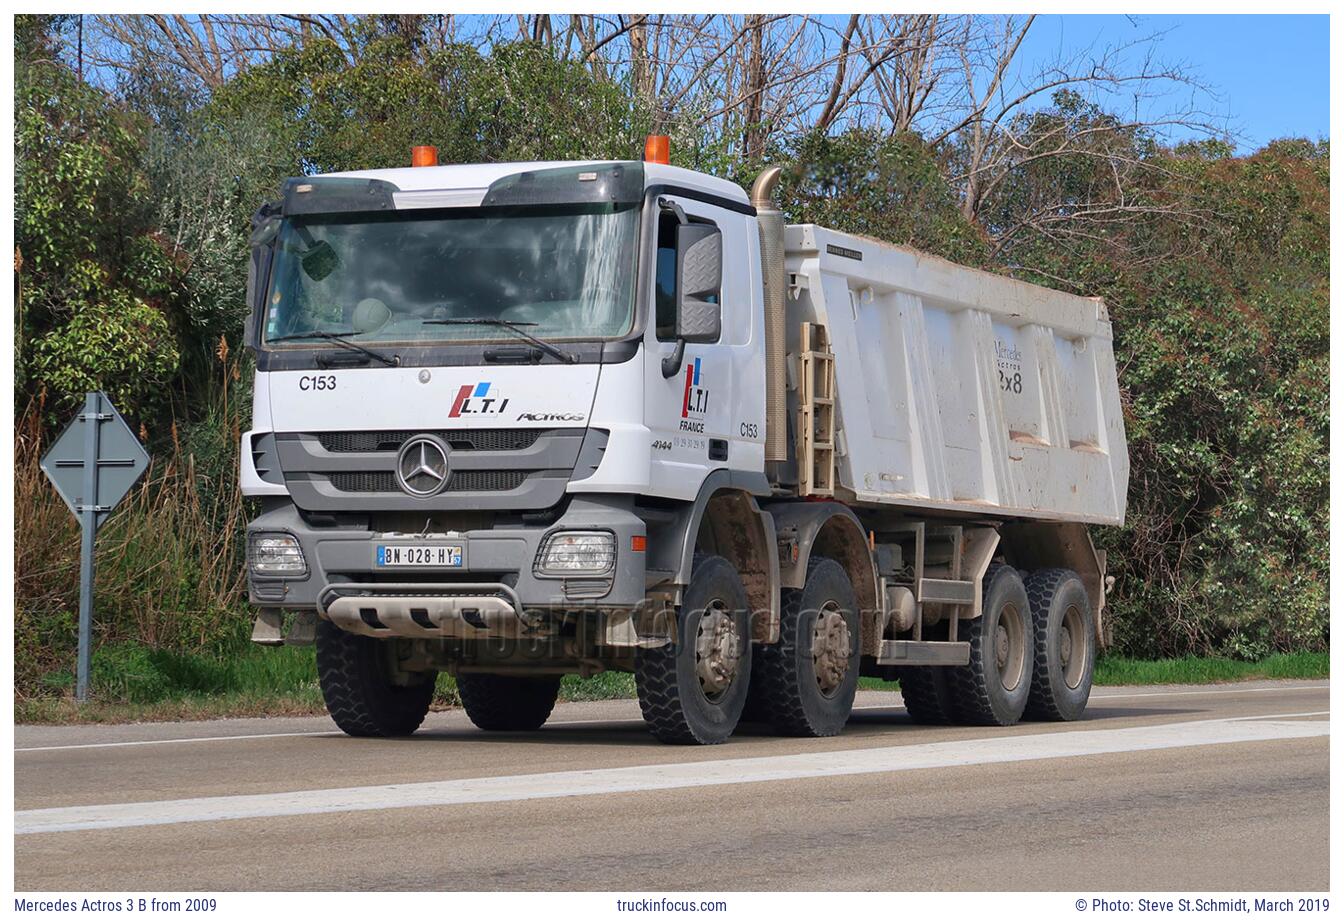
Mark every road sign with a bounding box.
[39,392,150,702]
[41,392,150,532]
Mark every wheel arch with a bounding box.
[640,471,780,643]
[765,501,880,656]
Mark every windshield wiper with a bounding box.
[267,330,400,367]
[422,318,578,364]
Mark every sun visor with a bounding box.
[281,176,400,216]
[482,163,644,209]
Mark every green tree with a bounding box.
[15,15,182,422]
[1064,141,1327,658]
[209,34,647,176]
[774,128,990,267]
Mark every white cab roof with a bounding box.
[323,160,749,207]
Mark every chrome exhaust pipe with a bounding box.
[752,166,788,466]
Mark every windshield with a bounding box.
[262,204,638,348]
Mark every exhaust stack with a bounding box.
[752,166,788,466]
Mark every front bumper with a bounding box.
[246,497,647,618]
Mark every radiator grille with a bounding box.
[327,470,528,494]
[316,429,543,453]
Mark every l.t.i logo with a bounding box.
[682,358,709,417]
[450,381,509,417]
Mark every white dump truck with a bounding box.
[242,139,1128,744]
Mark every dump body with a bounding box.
[784,224,1128,526]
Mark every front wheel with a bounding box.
[316,621,436,737]
[635,554,752,745]
[457,673,562,731]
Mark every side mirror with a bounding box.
[674,223,722,343]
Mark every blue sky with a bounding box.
[1015,15,1329,152]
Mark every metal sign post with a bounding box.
[40,392,150,702]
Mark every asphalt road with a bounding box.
[14,680,1329,891]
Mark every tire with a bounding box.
[457,673,562,731]
[316,620,435,737]
[750,556,860,737]
[635,554,752,745]
[1023,568,1095,721]
[897,666,958,725]
[943,564,1033,726]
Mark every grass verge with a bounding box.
[16,643,644,725]
[1091,651,1328,685]
[16,646,1326,725]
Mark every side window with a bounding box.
[654,211,678,340]
[655,208,721,342]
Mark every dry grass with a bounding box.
[15,354,253,702]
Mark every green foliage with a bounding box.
[88,641,318,703]
[24,639,643,713]
[560,671,638,702]
[15,20,185,422]
[776,129,991,266]
[1091,651,1328,685]
[28,288,179,416]
[1084,142,1329,659]
[972,89,1159,256]
[212,36,646,175]
[144,111,296,349]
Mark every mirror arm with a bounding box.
[660,203,690,377]
[658,198,688,224]
[661,338,686,378]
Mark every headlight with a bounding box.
[249,533,308,576]
[535,531,615,576]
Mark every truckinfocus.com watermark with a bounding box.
[615,897,728,913]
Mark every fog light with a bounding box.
[249,533,307,576]
[535,531,615,576]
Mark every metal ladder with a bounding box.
[797,321,836,497]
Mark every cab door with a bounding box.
[643,196,763,500]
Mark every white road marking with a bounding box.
[13,682,1329,752]
[15,710,1327,835]
[13,729,342,753]
[1231,710,1329,720]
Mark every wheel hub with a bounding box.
[1061,604,1088,690]
[811,604,852,694]
[694,605,741,699]
[995,624,1011,669]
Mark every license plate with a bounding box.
[376,545,463,567]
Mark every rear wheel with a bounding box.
[316,621,435,737]
[457,673,562,731]
[750,556,860,737]
[943,564,1033,726]
[1023,568,1095,721]
[635,554,752,745]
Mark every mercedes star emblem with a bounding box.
[395,436,451,496]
